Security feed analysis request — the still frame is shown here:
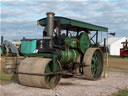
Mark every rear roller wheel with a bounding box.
[82,48,104,80]
[18,57,61,89]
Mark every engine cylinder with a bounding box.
[60,49,79,64]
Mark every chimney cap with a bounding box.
[46,12,55,16]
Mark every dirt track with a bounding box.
[0,57,128,96]
[108,57,128,71]
[0,72,128,96]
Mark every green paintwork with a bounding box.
[0,47,1,53]
[80,32,90,54]
[24,53,56,57]
[24,49,79,70]
[65,37,78,48]
[64,33,90,54]
[21,40,37,54]
[52,56,57,72]
[38,16,108,32]
[91,52,98,77]
[45,59,61,87]
[64,37,71,46]
[91,50,103,78]
[60,49,79,63]
[45,61,53,84]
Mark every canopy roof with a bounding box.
[38,16,108,32]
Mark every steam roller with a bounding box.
[18,12,108,89]
[18,58,61,88]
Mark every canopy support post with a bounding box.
[96,30,98,46]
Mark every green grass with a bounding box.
[109,55,128,59]
[108,55,122,59]
[111,89,128,96]
[124,57,128,59]
[104,66,122,72]
[0,71,18,85]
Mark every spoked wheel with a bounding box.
[45,60,61,88]
[82,48,104,80]
[18,57,61,89]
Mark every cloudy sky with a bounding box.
[0,0,128,42]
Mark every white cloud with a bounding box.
[1,0,128,40]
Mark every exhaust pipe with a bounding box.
[46,12,55,38]
[46,12,55,48]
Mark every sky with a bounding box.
[0,0,128,42]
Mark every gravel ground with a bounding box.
[0,72,128,96]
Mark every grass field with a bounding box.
[105,56,128,72]
[0,71,18,85]
[111,89,128,96]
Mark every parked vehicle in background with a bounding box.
[120,39,128,57]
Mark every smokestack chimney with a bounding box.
[46,12,55,37]
[46,12,55,48]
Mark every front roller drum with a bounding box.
[82,48,104,80]
[18,57,61,89]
